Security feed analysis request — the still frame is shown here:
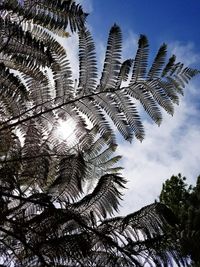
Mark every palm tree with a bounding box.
[0,0,198,266]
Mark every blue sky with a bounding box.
[86,0,200,61]
[73,0,200,214]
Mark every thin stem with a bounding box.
[0,87,127,131]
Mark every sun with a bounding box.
[56,118,77,145]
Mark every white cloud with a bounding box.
[57,34,79,81]
[122,31,138,59]
[169,41,200,66]
[118,42,200,215]
[77,0,93,13]
[63,35,79,80]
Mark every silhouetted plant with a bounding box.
[0,0,198,266]
[160,174,200,266]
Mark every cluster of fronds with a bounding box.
[0,0,87,35]
[0,188,186,266]
[0,0,198,266]
[0,123,187,266]
[0,0,198,144]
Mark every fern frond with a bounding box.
[99,24,122,90]
[93,93,132,141]
[76,133,122,196]
[147,43,167,79]
[180,67,199,83]
[75,99,116,145]
[130,34,149,83]
[23,75,52,108]
[141,80,174,115]
[172,66,199,92]
[166,76,184,95]
[0,53,49,84]
[0,63,28,99]
[21,120,45,185]
[98,203,185,267]
[48,153,86,202]
[0,17,52,67]
[74,174,126,219]
[0,63,28,122]
[158,80,179,104]
[84,251,134,267]
[112,90,144,141]
[116,59,133,88]
[77,29,97,96]
[0,130,21,191]
[126,84,163,125]
[26,24,67,57]
[52,55,74,104]
[84,134,115,157]
[0,0,87,34]
[87,144,118,167]
[161,55,176,77]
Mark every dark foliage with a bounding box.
[160,174,200,266]
[0,0,198,266]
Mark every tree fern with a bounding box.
[0,1,198,266]
[0,18,198,142]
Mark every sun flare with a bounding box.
[56,119,77,145]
